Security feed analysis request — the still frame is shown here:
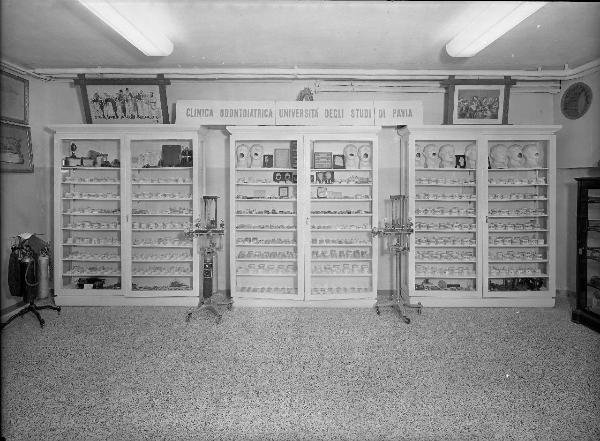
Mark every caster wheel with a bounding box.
[375,307,380,315]
[186,313,192,322]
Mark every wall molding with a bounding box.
[0,58,596,82]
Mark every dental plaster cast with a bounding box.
[490,144,508,169]
[522,144,541,168]
[465,143,477,169]
[438,144,456,168]
[236,144,250,168]
[358,144,372,169]
[415,143,425,168]
[507,144,524,168]
[423,144,439,168]
[250,144,264,168]
[343,144,359,169]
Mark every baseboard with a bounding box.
[1,300,26,322]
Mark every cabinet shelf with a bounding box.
[64,272,121,277]
[132,259,192,263]
[63,212,120,216]
[488,244,547,248]
[236,243,297,247]
[489,259,547,263]
[488,183,548,187]
[416,198,476,202]
[416,275,477,279]
[63,198,120,201]
[132,273,192,277]
[236,228,296,232]
[490,274,549,278]
[312,258,371,262]
[310,213,372,217]
[132,245,192,248]
[61,167,120,171]
[416,260,476,263]
[62,228,120,231]
[64,258,120,262]
[488,168,548,171]
[131,167,193,170]
[488,214,547,218]
[236,183,296,186]
[62,181,120,185]
[416,183,476,187]
[311,168,372,172]
[311,198,371,201]
[416,168,475,172]
[63,244,120,248]
[236,198,296,201]
[132,198,192,201]
[237,258,296,262]
[236,273,297,277]
[132,213,192,217]
[236,213,296,216]
[489,198,547,202]
[416,244,476,248]
[132,182,192,185]
[312,273,372,277]
[416,215,477,218]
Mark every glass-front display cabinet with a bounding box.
[228,126,379,304]
[402,125,559,307]
[52,125,204,305]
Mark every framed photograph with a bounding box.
[278,186,289,198]
[455,154,466,169]
[273,171,283,182]
[1,121,33,172]
[314,152,333,169]
[317,186,328,198]
[1,71,29,125]
[333,154,345,169]
[75,74,170,124]
[453,85,504,124]
[263,154,274,168]
[274,148,290,168]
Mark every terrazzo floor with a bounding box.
[1,294,599,441]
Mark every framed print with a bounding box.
[1,121,33,172]
[278,186,289,198]
[333,154,345,169]
[263,154,274,168]
[455,154,466,169]
[75,74,170,124]
[1,71,29,125]
[274,148,290,168]
[313,152,333,169]
[453,85,504,124]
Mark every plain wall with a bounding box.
[1,77,570,309]
[553,70,600,292]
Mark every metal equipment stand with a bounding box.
[372,195,422,323]
[185,196,233,324]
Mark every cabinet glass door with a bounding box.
[583,186,600,315]
[306,137,377,300]
[129,138,196,295]
[59,138,123,292]
[485,139,550,296]
[413,139,479,297]
[232,137,303,299]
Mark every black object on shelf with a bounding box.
[571,177,600,333]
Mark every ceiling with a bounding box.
[1,1,600,78]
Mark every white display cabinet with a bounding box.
[228,126,379,305]
[401,125,559,307]
[52,125,205,306]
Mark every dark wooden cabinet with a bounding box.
[572,177,600,333]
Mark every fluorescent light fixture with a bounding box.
[446,2,546,58]
[78,0,174,56]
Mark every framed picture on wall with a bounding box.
[452,85,505,125]
[1,121,33,172]
[74,74,170,124]
[1,71,29,125]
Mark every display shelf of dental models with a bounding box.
[228,126,379,305]
[51,125,205,305]
[400,125,559,307]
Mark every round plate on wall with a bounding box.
[561,82,592,120]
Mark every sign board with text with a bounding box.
[176,100,422,126]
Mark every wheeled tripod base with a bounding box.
[1,300,61,330]
[375,292,422,324]
[186,294,233,324]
